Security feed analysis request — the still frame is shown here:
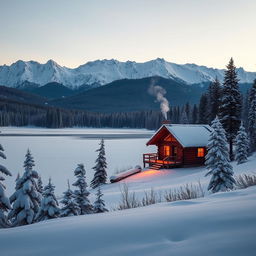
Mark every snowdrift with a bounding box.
[1,186,256,256]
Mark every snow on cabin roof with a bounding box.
[147,124,212,147]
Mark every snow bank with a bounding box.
[1,186,255,256]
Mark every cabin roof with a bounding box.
[147,124,212,147]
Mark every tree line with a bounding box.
[0,139,108,228]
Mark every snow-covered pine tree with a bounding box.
[73,164,93,215]
[91,139,107,189]
[0,144,12,228]
[60,181,79,217]
[219,58,242,160]
[37,175,43,195]
[205,117,236,193]
[93,186,108,213]
[36,179,60,221]
[8,149,41,226]
[248,79,256,152]
[235,122,249,164]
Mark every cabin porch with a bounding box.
[143,153,182,170]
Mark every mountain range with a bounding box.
[1,58,255,89]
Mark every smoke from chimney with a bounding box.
[148,80,170,119]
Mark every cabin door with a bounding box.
[172,146,177,159]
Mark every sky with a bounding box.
[0,0,255,71]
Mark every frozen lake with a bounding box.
[0,127,155,196]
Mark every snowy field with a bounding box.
[1,186,255,256]
[1,127,256,255]
[0,127,154,196]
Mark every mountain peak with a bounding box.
[0,59,255,89]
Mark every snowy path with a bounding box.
[1,186,255,256]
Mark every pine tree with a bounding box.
[91,139,107,189]
[73,164,93,215]
[36,179,60,221]
[191,104,198,124]
[248,80,256,152]
[219,58,242,160]
[0,144,12,228]
[235,123,249,164]
[8,149,41,226]
[205,117,235,193]
[93,186,108,213]
[198,93,209,124]
[180,108,189,124]
[208,77,222,122]
[37,175,43,195]
[60,181,79,217]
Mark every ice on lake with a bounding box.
[0,127,155,196]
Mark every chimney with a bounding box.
[162,120,171,125]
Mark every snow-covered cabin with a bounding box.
[143,123,211,169]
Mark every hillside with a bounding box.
[0,85,47,105]
[51,76,206,112]
[1,58,255,89]
[27,82,75,99]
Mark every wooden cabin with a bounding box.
[143,123,211,170]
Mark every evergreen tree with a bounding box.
[60,181,79,217]
[219,58,242,160]
[8,149,41,226]
[73,164,93,215]
[37,175,43,195]
[208,78,222,122]
[235,123,249,164]
[248,80,256,152]
[180,108,189,124]
[198,93,209,124]
[242,90,250,130]
[191,104,198,124]
[205,117,235,193]
[93,186,108,213]
[36,179,60,221]
[91,139,107,189]
[0,144,12,228]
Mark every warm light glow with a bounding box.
[164,145,171,156]
[197,148,204,157]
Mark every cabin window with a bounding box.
[164,145,171,156]
[197,148,204,157]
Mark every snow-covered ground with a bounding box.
[1,127,256,255]
[1,186,255,256]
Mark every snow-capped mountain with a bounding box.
[0,58,255,89]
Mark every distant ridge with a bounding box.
[0,58,255,89]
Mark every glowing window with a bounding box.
[197,148,204,157]
[164,145,171,156]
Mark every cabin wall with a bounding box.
[158,142,183,162]
[183,147,206,165]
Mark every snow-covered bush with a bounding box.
[205,117,236,193]
[73,164,93,215]
[36,179,60,221]
[235,174,256,189]
[91,139,107,189]
[8,149,41,226]
[235,123,249,164]
[0,144,12,228]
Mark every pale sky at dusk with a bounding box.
[1,0,255,71]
